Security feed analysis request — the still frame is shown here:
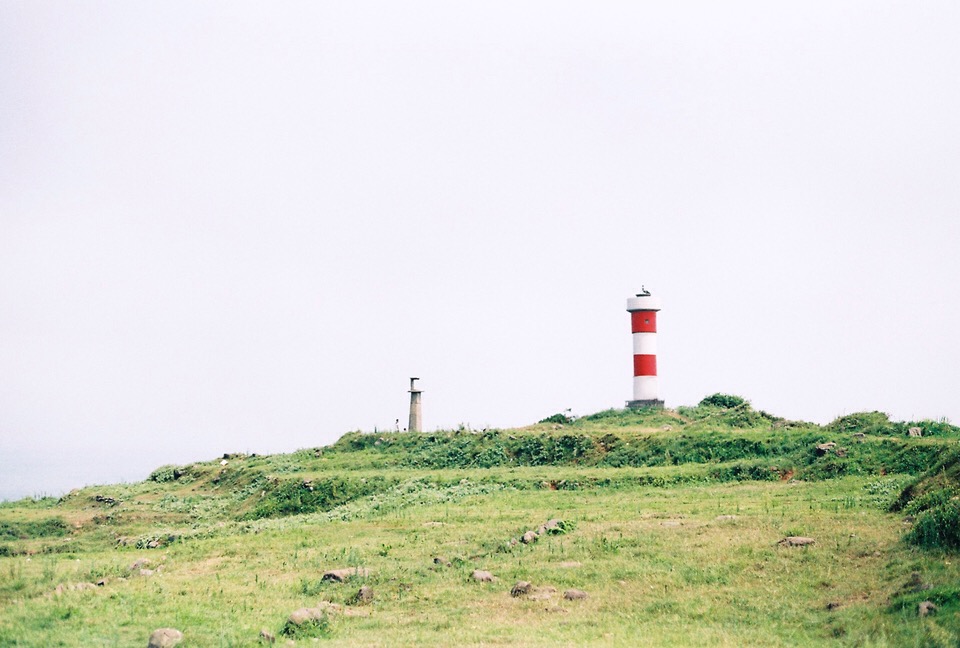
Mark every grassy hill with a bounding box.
[1,395,958,646]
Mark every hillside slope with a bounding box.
[1,395,958,646]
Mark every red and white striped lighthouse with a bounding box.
[627,289,664,409]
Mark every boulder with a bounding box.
[779,536,815,547]
[259,628,276,643]
[147,628,183,648]
[472,570,495,582]
[321,567,370,582]
[815,442,837,456]
[353,585,374,604]
[521,531,539,544]
[433,556,452,567]
[918,601,937,617]
[563,589,588,600]
[511,581,532,597]
[288,607,329,625]
[908,427,923,438]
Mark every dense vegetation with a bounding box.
[1,394,958,646]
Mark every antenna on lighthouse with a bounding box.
[626,291,664,409]
[408,377,422,432]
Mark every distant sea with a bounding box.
[0,447,153,503]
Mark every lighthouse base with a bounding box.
[626,399,664,410]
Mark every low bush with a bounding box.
[0,517,69,541]
[148,464,186,483]
[699,394,747,409]
[539,413,574,425]
[906,501,960,549]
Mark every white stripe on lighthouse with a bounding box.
[632,332,657,355]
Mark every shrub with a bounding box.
[148,465,184,483]
[906,501,960,549]
[828,411,898,436]
[539,413,574,425]
[699,394,747,409]
[0,517,69,541]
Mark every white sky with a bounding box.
[2,2,959,500]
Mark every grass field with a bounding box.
[1,398,958,646]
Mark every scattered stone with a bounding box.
[815,442,837,456]
[352,585,374,604]
[422,521,445,527]
[130,558,151,571]
[563,589,588,600]
[542,519,563,533]
[902,572,932,593]
[825,601,840,611]
[287,607,328,626]
[147,627,183,648]
[95,495,119,506]
[558,561,582,569]
[918,601,937,617]
[529,586,558,601]
[511,581,532,597]
[661,425,673,431]
[472,570,495,582]
[259,628,276,644]
[147,541,160,549]
[779,536,816,547]
[321,567,370,582]
[140,569,155,577]
[853,432,865,440]
[908,427,923,438]
[521,531,539,544]
[53,582,97,595]
[509,538,519,547]
[715,515,738,521]
[661,520,683,527]
[433,556,452,567]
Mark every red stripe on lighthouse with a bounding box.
[631,311,657,333]
[633,354,657,376]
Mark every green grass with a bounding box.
[1,399,958,646]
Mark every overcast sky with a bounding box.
[2,2,958,500]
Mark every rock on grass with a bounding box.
[321,567,370,582]
[779,536,815,547]
[147,628,183,648]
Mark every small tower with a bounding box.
[627,289,663,408]
[408,377,422,432]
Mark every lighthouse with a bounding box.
[408,377,422,432]
[627,289,663,409]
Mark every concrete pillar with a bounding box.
[408,377,422,432]
[627,290,664,409]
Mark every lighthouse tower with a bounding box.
[408,377,422,432]
[627,289,663,409]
